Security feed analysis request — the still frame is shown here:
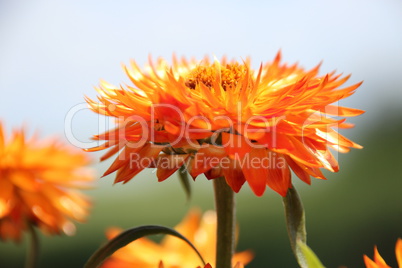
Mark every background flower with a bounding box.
[364,239,401,268]
[159,262,244,268]
[160,263,244,268]
[0,122,94,242]
[101,209,253,268]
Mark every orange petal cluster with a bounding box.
[0,122,94,241]
[364,239,402,268]
[101,209,253,268]
[86,52,363,196]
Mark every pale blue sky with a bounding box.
[1,0,401,146]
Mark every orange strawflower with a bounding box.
[101,209,253,268]
[364,239,402,268]
[0,122,94,242]
[86,52,363,196]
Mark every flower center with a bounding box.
[185,63,247,90]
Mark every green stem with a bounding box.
[25,224,39,268]
[213,177,235,268]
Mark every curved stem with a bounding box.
[25,224,39,268]
[213,177,235,268]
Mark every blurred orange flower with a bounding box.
[86,52,363,196]
[0,122,94,242]
[364,239,402,268]
[101,209,253,268]
[158,262,244,268]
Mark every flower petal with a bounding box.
[221,158,246,193]
[190,145,226,177]
[114,143,162,183]
[240,148,268,196]
[156,154,189,182]
[265,153,291,197]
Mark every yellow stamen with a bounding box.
[185,63,247,90]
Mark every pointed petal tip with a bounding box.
[250,185,265,197]
[278,190,288,197]
[276,184,291,197]
[354,143,363,149]
[233,186,242,193]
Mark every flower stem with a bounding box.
[213,176,235,268]
[25,224,39,268]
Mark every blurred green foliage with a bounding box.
[1,117,401,268]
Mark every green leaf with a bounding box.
[178,165,192,201]
[282,185,308,268]
[297,241,326,268]
[84,225,205,268]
